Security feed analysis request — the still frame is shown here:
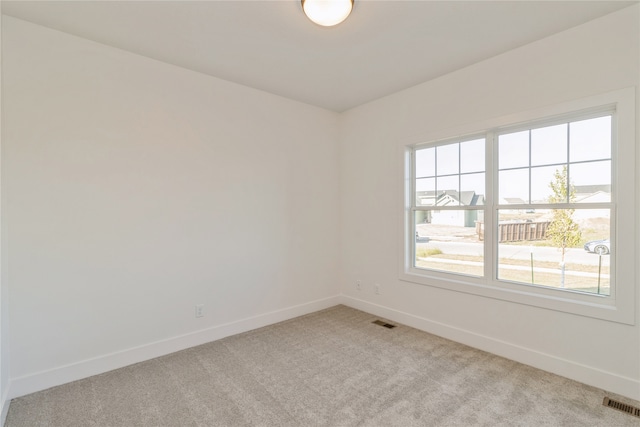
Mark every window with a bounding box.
[414,137,485,277]
[401,88,635,324]
[496,116,612,295]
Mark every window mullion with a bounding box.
[528,130,532,204]
[410,150,416,267]
[485,131,496,282]
[566,123,571,203]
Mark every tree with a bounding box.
[545,166,582,287]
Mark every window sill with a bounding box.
[399,268,632,325]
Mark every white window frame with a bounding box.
[399,88,636,325]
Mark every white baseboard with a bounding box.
[7,294,638,405]
[8,295,341,400]
[340,295,640,402]
[1,386,9,427]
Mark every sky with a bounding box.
[415,114,612,205]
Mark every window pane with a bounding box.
[460,138,485,173]
[531,123,567,166]
[499,168,529,204]
[461,173,485,206]
[499,131,529,169]
[415,210,483,277]
[570,116,611,162]
[571,161,611,203]
[497,209,610,295]
[531,165,564,204]
[416,147,435,178]
[436,176,459,206]
[416,178,435,206]
[437,143,459,175]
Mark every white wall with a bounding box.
[2,3,639,407]
[339,5,640,399]
[0,10,9,425]
[2,16,340,396]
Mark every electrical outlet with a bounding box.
[195,304,204,318]
[356,280,361,291]
[374,283,380,295]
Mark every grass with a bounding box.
[415,259,483,277]
[415,254,610,295]
[416,247,443,257]
[498,268,609,294]
[432,253,609,275]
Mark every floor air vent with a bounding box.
[372,320,396,329]
[603,397,640,418]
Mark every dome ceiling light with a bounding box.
[302,0,354,27]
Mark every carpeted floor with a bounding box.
[5,305,639,426]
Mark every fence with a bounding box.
[476,221,550,242]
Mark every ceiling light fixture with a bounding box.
[302,0,354,27]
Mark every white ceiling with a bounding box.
[2,1,635,112]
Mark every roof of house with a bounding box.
[502,197,527,205]
[574,184,611,195]
[417,190,484,206]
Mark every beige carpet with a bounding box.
[5,305,639,426]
